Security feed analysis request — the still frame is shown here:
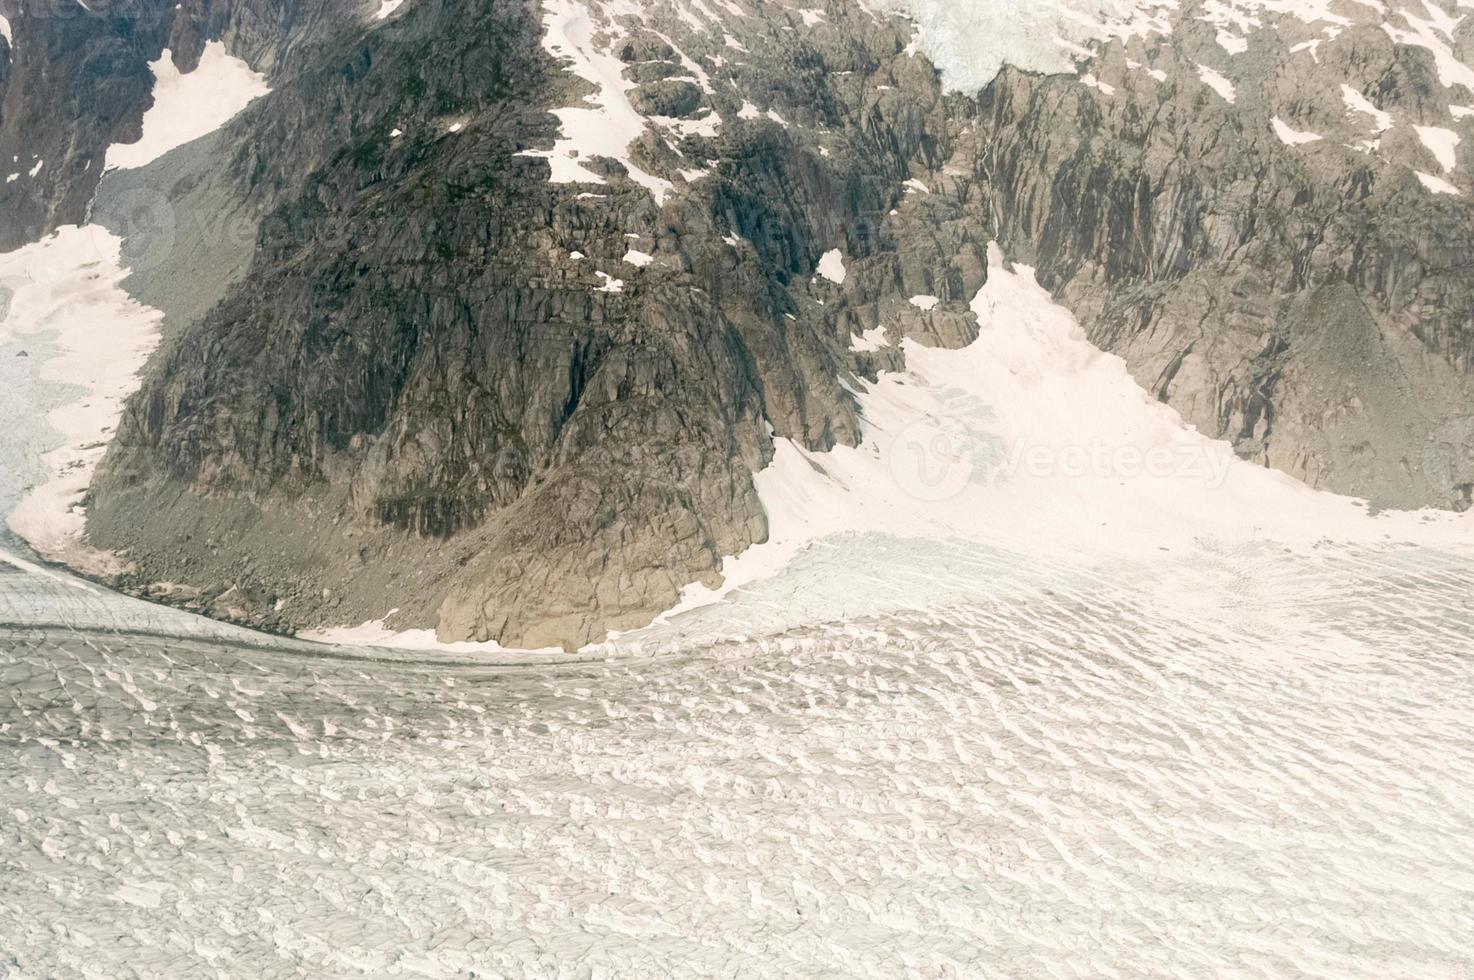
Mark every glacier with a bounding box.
[3,2,1474,975]
[880,0,1174,91]
[4,241,1474,976]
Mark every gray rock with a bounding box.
[630,79,703,118]
[7,0,1470,649]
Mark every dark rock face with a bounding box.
[7,0,1469,646]
[85,0,957,648]
[970,48,1474,510]
[630,78,702,117]
[0,0,172,249]
[0,0,360,250]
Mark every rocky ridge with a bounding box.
[85,0,984,648]
[972,0,1474,508]
[5,0,1472,647]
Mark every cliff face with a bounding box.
[0,0,356,250]
[0,0,171,248]
[10,0,1471,647]
[84,0,973,648]
[968,6,1474,510]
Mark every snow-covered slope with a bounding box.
[873,0,1169,88]
[319,243,1474,651]
[3,38,269,575]
[5,488,1474,978]
[0,229,163,575]
[104,42,268,172]
[901,0,1474,192]
[1,3,1473,975]
[661,243,1474,629]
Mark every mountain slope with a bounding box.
[4,0,1472,648]
[84,0,960,648]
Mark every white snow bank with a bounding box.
[0,227,164,573]
[1341,84,1393,133]
[816,248,847,284]
[1196,64,1236,102]
[1216,31,1247,54]
[1416,170,1460,195]
[1272,117,1321,146]
[1383,5,1474,93]
[873,0,1176,92]
[662,243,1474,621]
[374,0,405,19]
[301,610,568,658]
[849,327,891,352]
[517,0,673,204]
[1415,125,1460,173]
[105,42,268,171]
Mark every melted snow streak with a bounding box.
[3,539,1474,978]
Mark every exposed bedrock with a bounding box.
[969,25,1474,510]
[86,0,973,647]
[0,0,357,251]
[60,0,1474,647]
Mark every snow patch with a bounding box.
[1195,64,1236,102]
[301,611,566,658]
[877,0,1177,92]
[849,327,891,352]
[1216,31,1247,54]
[816,248,847,284]
[517,0,674,204]
[104,42,268,172]
[1341,84,1392,133]
[0,228,164,573]
[1272,116,1321,146]
[1416,170,1460,195]
[1415,124,1460,172]
[663,242,1474,621]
